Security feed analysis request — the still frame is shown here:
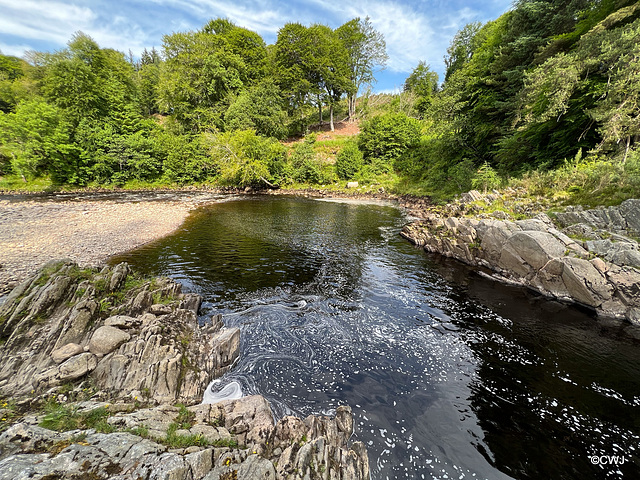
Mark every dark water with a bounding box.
[111,195,640,480]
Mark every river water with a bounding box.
[110,195,640,479]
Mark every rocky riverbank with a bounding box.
[0,261,370,479]
[401,190,640,325]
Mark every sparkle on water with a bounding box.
[110,195,640,479]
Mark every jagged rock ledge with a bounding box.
[0,261,369,479]
[401,192,640,325]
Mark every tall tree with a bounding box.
[308,24,350,131]
[158,29,244,132]
[336,17,388,121]
[403,61,439,116]
[443,22,482,82]
[274,23,315,133]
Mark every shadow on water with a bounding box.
[111,195,640,480]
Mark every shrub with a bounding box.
[472,162,501,192]
[205,129,286,188]
[289,136,321,184]
[335,141,363,180]
[358,112,422,164]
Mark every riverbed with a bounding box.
[108,195,640,480]
[0,191,224,294]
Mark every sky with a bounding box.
[0,0,513,93]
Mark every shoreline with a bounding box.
[0,187,429,295]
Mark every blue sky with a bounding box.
[0,0,513,92]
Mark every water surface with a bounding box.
[111,195,640,479]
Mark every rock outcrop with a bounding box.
[0,261,370,479]
[402,194,640,324]
[0,397,368,480]
[0,260,237,404]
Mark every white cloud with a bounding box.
[0,0,96,44]
[0,42,34,57]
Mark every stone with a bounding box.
[346,181,359,188]
[150,304,172,315]
[185,448,213,479]
[213,328,240,369]
[237,454,276,479]
[50,343,84,364]
[58,352,98,381]
[505,231,567,271]
[561,257,612,308]
[105,315,139,329]
[109,262,129,292]
[619,198,640,233]
[88,326,131,355]
[220,395,274,436]
[179,294,202,315]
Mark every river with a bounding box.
[110,195,640,479]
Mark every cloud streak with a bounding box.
[0,0,512,90]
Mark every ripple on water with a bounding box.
[110,196,640,479]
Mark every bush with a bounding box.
[472,161,501,192]
[159,132,212,184]
[205,129,286,187]
[335,141,363,180]
[225,81,288,140]
[358,112,422,164]
[289,136,322,184]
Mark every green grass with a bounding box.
[0,398,21,433]
[0,175,56,192]
[39,400,114,433]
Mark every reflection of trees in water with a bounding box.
[426,254,640,479]
[111,196,399,303]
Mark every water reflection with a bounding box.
[111,195,640,479]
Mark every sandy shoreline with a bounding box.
[0,192,226,295]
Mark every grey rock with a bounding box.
[505,231,566,271]
[51,343,84,364]
[213,328,240,369]
[104,315,139,329]
[237,454,276,479]
[89,326,130,356]
[109,262,129,292]
[58,352,98,381]
[185,448,213,479]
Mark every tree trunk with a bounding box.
[318,94,323,124]
[330,103,335,132]
[623,135,631,164]
[347,96,356,122]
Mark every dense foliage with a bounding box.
[1,1,640,206]
[0,17,386,189]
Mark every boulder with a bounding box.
[88,326,131,356]
[51,343,84,364]
[505,231,566,271]
[58,352,98,381]
[346,181,359,188]
[213,328,240,369]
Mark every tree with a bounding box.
[225,80,288,139]
[158,29,245,132]
[308,24,351,131]
[443,22,482,82]
[403,61,439,116]
[336,17,388,121]
[274,23,315,133]
[0,99,79,183]
[136,47,161,116]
